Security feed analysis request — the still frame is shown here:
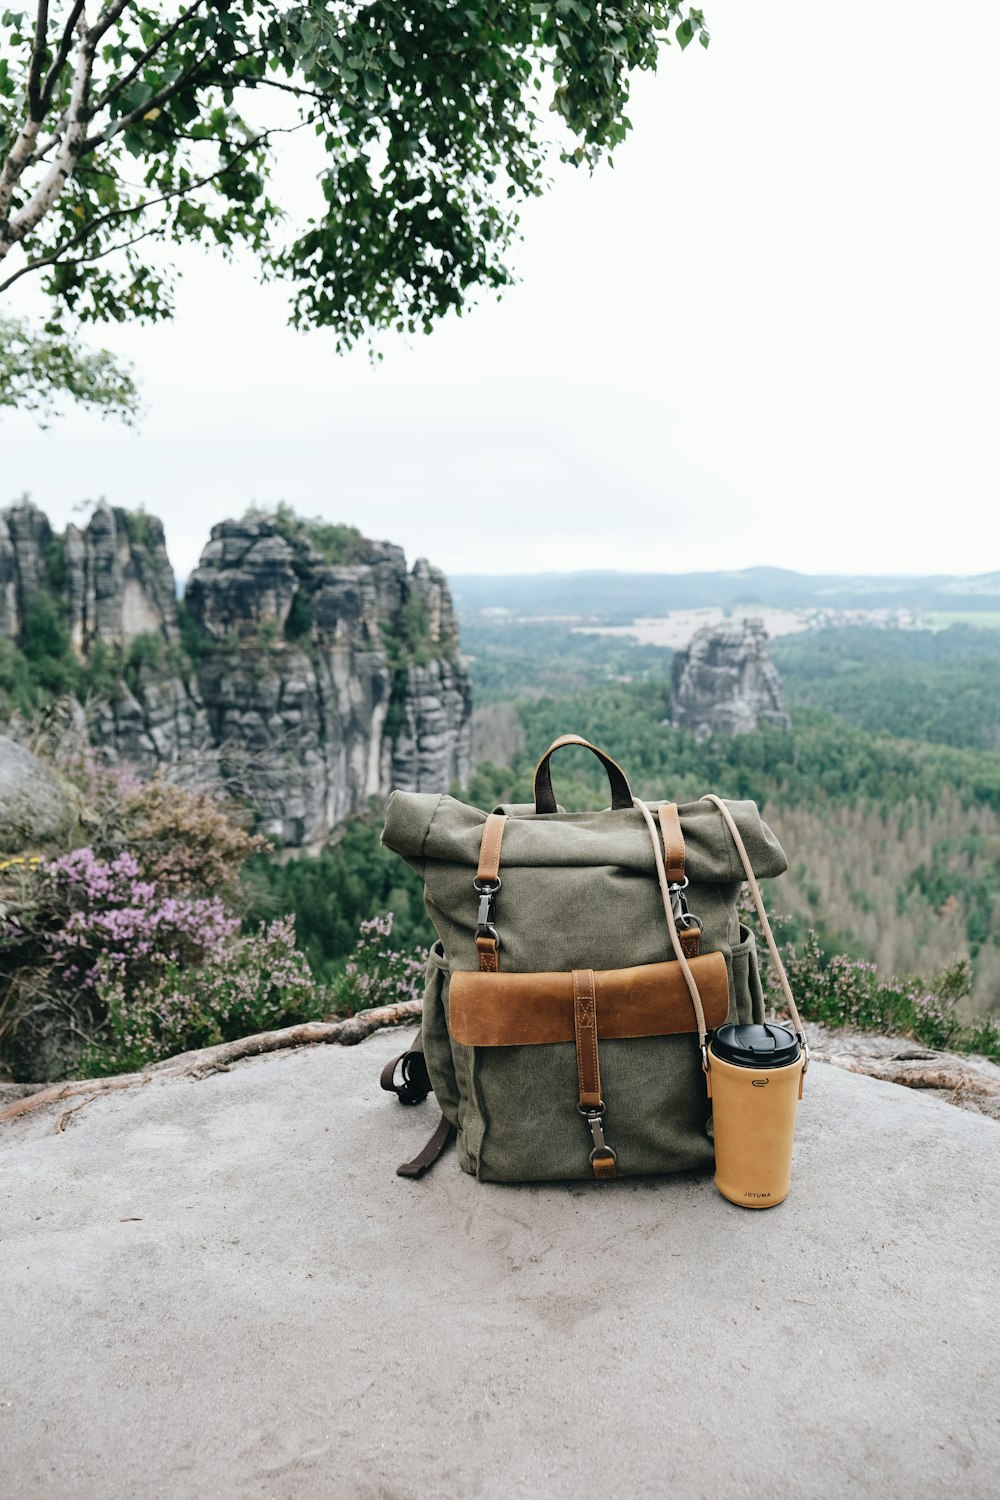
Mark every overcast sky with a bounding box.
[3,0,998,583]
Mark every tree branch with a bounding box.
[4,8,95,251]
[243,75,329,104]
[80,49,216,152]
[38,1,89,117]
[88,0,132,48]
[0,999,422,1127]
[26,1,51,119]
[0,121,42,229]
[89,0,209,116]
[0,128,275,295]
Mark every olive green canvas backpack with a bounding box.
[379,734,806,1184]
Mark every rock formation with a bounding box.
[0,735,78,853]
[184,515,471,847]
[0,502,472,847]
[671,617,790,740]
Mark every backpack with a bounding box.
[379,733,807,1183]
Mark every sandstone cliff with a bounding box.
[0,502,471,846]
[672,616,791,740]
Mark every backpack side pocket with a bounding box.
[727,924,766,1025]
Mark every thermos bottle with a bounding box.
[708,1022,804,1209]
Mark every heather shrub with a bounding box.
[43,847,238,989]
[0,739,284,1080]
[121,779,267,890]
[775,925,997,1060]
[80,915,320,1076]
[327,912,426,1017]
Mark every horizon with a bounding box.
[3,494,997,588]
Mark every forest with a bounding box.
[246,614,1000,1024]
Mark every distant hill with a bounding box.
[450,567,1000,622]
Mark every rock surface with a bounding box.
[0,734,77,852]
[672,616,791,739]
[1,1032,998,1500]
[0,503,472,845]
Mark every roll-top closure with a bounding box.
[381,789,788,884]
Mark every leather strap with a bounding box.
[379,1039,431,1106]
[633,797,710,1049]
[679,926,700,958]
[476,811,506,884]
[592,1149,617,1181]
[572,969,601,1110]
[533,734,633,814]
[396,1114,455,1179]
[475,811,507,973]
[657,802,685,884]
[475,935,499,972]
[572,968,617,1180]
[449,952,729,1047]
[700,794,807,1060]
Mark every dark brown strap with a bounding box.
[657,802,685,884]
[380,1039,431,1106]
[533,734,633,814]
[572,968,617,1180]
[396,1114,455,1179]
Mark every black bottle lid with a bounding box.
[712,1022,800,1069]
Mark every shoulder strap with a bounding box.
[379,1035,432,1105]
[380,1036,456,1177]
[396,1115,455,1179]
[700,794,807,1066]
[633,798,710,1066]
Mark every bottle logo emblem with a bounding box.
[751,1078,770,1087]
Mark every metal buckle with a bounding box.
[668,876,691,924]
[578,1103,617,1166]
[473,875,501,943]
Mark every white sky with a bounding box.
[2,0,998,583]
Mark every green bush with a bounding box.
[239,810,430,981]
[778,935,998,1061]
[0,638,37,716]
[325,912,426,1017]
[123,632,164,693]
[285,587,314,642]
[21,592,80,696]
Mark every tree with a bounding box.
[0,2,709,360]
[0,311,139,420]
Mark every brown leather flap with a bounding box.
[449,952,729,1048]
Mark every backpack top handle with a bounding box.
[533,733,634,814]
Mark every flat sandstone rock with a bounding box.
[1,1032,998,1500]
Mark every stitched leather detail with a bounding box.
[592,1153,617,1181]
[680,927,700,959]
[572,969,601,1110]
[475,934,499,972]
[657,801,685,884]
[449,951,729,1047]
